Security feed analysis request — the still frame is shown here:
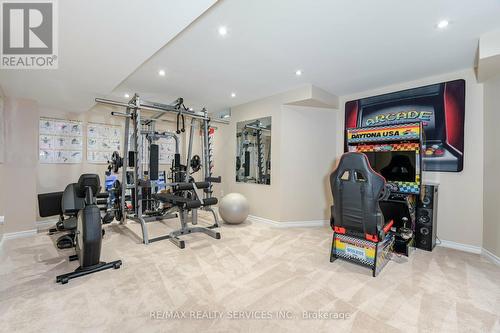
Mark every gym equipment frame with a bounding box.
[236,118,271,184]
[95,94,228,247]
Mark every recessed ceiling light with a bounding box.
[158,69,166,76]
[437,20,449,29]
[218,26,228,36]
[295,69,302,76]
[124,93,130,98]
[231,92,236,98]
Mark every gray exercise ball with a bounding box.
[219,193,249,224]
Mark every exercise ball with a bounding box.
[219,193,249,224]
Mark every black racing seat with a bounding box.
[330,152,393,242]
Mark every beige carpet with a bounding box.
[1,213,499,333]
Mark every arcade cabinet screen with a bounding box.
[363,151,416,182]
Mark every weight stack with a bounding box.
[415,184,438,251]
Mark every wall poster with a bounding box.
[87,123,121,163]
[39,117,83,163]
[344,79,465,172]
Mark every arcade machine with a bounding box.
[345,79,465,172]
[331,122,423,276]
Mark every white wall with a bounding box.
[0,95,4,163]
[1,98,39,234]
[338,69,484,248]
[0,163,4,241]
[479,29,500,59]
[278,105,338,222]
[219,92,284,221]
[483,75,500,257]
[0,96,4,240]
[220,88,339,223]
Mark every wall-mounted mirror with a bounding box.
[236,116,271,185]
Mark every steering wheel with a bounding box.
[378,183,392,201]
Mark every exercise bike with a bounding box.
[38,189,81,249]
[55,174,122,284]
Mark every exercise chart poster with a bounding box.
[344,79,465,172]
[39,118,83,164]
[159,139,177,165]
[87,123,121,164]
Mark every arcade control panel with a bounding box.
[422,141,460,172]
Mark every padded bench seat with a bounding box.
[154,193,201,209]
[202,197,218,206]
[154,193,218,209]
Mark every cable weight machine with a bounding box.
[95,94,228,247]
[236,120,270,184]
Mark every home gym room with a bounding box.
[1,0,500,332]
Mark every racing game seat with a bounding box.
[330,152,393,242]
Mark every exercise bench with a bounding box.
[152,181,220,249]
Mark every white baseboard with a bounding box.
[3,229,38,241]
[438,239,482,254]
[247,215,328,228]
[0,220,56,246]
[36,218,59,231]
[481,248,500,266]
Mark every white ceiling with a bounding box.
[2,0,500,113]
[115,0,500,112]
[0,0,217,112]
